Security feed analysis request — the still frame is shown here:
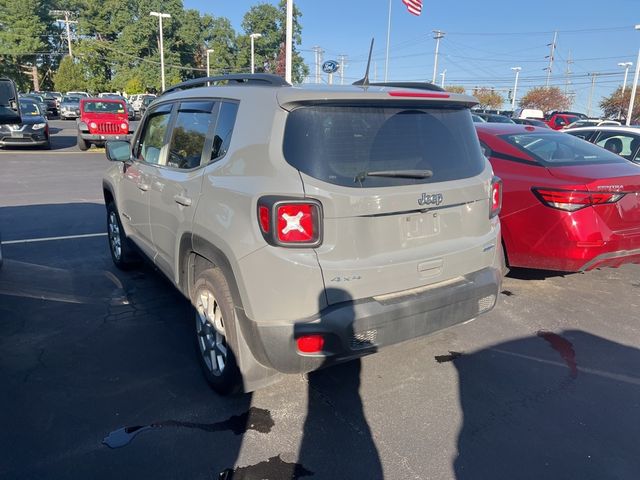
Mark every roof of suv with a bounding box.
[157,74,479,109]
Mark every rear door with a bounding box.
[282,104,496,304]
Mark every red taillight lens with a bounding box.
[258,205,270,233]
[277,204,316,243]
[533,188,625,211]
[257,198,322,247]
[490,176,502,218]
[297,335,325,353]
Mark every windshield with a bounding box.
[83,101,125,114]
[19,101,41,115]
[283,105,485,187]
[502,132,628,166]
[62,96,80,103]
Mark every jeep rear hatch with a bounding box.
[282,102,498,305]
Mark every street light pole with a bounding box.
[511,67,521,110]
[250,33,262,74]
[149,12,171,92]
[440,69,446,88]
[627,25,640,126]
[150,11,171,92]
[285,0,293,83]
[206,49,214,77]
[619,62,633,93]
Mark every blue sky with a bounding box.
[183,0,640,114]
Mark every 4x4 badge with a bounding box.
[418,193,443,206]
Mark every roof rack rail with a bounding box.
[162,74,291,96]
[352,80,445,93]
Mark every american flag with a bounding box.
[402,0,423,16]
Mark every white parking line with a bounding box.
[2,232,107,245]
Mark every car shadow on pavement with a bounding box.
[453,330,640,479]
[506,267,574,281]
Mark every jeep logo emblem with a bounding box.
[418,193,443,206]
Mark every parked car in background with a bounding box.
[60,95,82,120]
[471,113,487,123]
[564,126,640,163]
[35,92,59,118]
[21,94,50,119]
[476,113,515,124]
[513,108,544,120]
[98,94,135,120]
[477,123,640,272]
[102,74,503,394]
[0,98,50,149]
[77,98,131,151]
[67,91,91,98]
[545,112,580,130]
[138,94,155,118]
[564,119,621,129]
[512,118,550,128]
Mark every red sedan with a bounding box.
[477,123,640,271]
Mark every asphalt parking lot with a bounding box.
[1,141,640,479]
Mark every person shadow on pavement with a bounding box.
[295,288,384,479]
[453,330,640,480]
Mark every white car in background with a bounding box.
[565,125,640,163]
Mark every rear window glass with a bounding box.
[283,106,485,187]
[502,132,627,166]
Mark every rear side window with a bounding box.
[211,102,238,162]
[503,132,627,166]
[167,101,216,169]
[283,106,485,187]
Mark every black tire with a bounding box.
[501,242,510,277]
[106,202,137,269]
[77,132,88,151]
[193,268,243,395]
[42,138,51,150]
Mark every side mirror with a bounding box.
[105,140,132,162]
[0,78,22,124]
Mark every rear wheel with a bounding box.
[106,202,137,269]
[77,132,88,151]
[193,268,243,395]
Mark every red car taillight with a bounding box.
[257,197,322,247]
[490,176,502,218]
[532,188,625,212]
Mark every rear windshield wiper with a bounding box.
[355,169,433,183]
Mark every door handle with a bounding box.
[137,183,149,192]
[174,194,192,207]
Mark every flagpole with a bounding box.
[384,0,392,81]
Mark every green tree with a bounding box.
[0,0,53,90]
[53,55,86,91]
[237,1,308,83]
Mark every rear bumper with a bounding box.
[238,266,501,374]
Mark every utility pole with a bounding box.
[511,66,522,110]
[374,61,378,82]
[565,50,573,95]
[545,31,557,87]
[206,49,214,77]
[338,54,348,85]
[587,73,598,117]
[432,30,445,84]
[312,46,324,84]
[619,61,633,94]
[150,11,171,92]
[439,69,446,88]
[249,33,262,74]
[50,10,77,58]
